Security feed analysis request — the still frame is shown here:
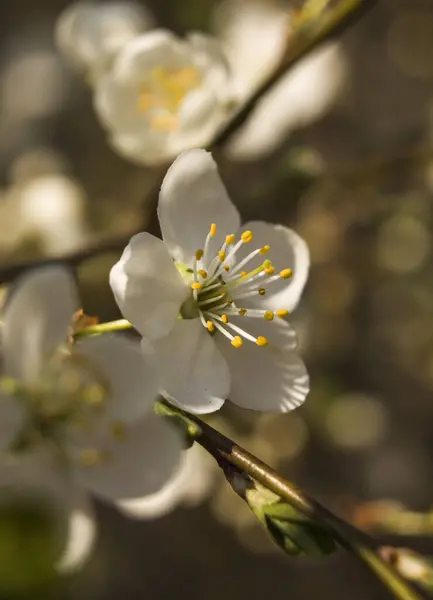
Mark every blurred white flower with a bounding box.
[213,0,346,159]
[213,0,289,95]
[55,1,155,82]
[0,266,183,510]
[0,448,96,575]
[110,150,309,413]
[19,174,89,254]
[94,30,236,165]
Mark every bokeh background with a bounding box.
[2,0,433,598]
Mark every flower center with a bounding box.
[185,224,292,348]
[137,66,201,132]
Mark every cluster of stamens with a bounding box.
[137,66,201,132]
[189,224,292,349]
[0,352,128,469]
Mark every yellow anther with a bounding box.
[84,384,106,407]
[198,269,207,278]
[206,321,215,333]
[195,249,204,260]
[222,314,229,324]
[224,265,230,272]
[241,271,247,277]
[225,299,233,304]
[256,336,269,347]
[264,311,274,321]
[260,245,270,255]
[225,234,236,245]
[265,266,275,275]
[280,269,293,279]
[80,448,109,468]
[151,113,178,131]
[111,420,127,442]
[218,250,226,262]
[191,282,202,290]
[241,230,253,243]
[259,288,266,296]
[263,259,272,268]
[231,336,243,348]
[137,92,154,112]
[210,223,217,237]
[276,309,289,319]
[238,309,247,316]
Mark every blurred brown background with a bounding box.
[2,0,433,598]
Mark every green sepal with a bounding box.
[154,399,201,449]
[245,482,337,558]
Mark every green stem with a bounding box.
[160,401,423,600]
[74,319,132,337]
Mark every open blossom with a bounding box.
[55,1,154,81]
[110,150,310,414]
[0,267,182,515]
[94,30,236,165]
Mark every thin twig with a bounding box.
[167,403,424,600]
[0,0,378,285]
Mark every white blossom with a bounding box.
[0,267,183,515]
[94,30,236,165]
[110,150,310,414]
[55,1,154,81]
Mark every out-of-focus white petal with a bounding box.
[0,392,26,453]
[188,32,231,94]
[74,334,158,422]
[118,444,215,518]
[0,447,96,575]
[109,233,189,340]
[213,0,289,95]
[142,319,230,414]
[216,317,309,412]
[55,489,96,575]
[55,1,155,80]
[3,267,79,383]
[109,131,169,166]
[237,221,310,313]
[73,413,183,502]
[158,150,240,266]
[228,44,346,159]
[94,74,144,133]
[111,30,189,85]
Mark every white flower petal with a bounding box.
[0,392,26,453]
[74,334,158,423]
[3,267,79,383]
[0,447,96,575]
[237,221,309,313]
[55,1,154,79]
[178,88,220,132]
[216,317,309,412]
[109,131,169,166]
[143,318,229,414]
[118,449,189,519]
[73,413,183,502]
[113,30,190,85]
[109,232,189,339]
[188,32,232,95]
[158,150,241,265]
[94,74,147,133]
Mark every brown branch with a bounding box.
[168,403,424,600]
